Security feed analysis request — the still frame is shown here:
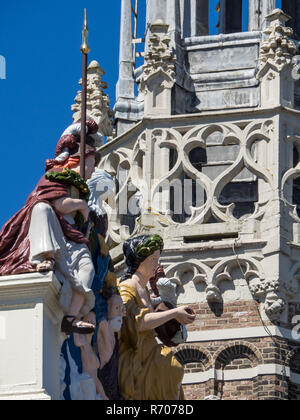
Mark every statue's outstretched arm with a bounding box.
[139,306,195,332]
[53,197,90,221]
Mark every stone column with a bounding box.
[115,0,139,135]
[181,0,191,38]
[261,0,276,28]
[146,0,168,22]
[141,21,176,117]
[116,0,135,102]
[249,0,261,31]
[167,0,181,46]
[257,9,296,108]
[146,0,168,51]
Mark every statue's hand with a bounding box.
[79,200,90,222]
[175,306,196,325]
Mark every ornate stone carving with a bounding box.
[264,290,285,321]
[208,257,264,302]
[282,135,300,223]
[258,9,296,75]
[98,113,297,324]
[99,119,276,247]
[250,278,286,321]
[205,285,222,304]
[140,20,176,116]
[257,9,297,108]
[163,255,287,321]
[150,120,274,227]
[72,60,114,144]
[142,21,176,84]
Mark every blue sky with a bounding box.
[0,0,281,228]
[0,1,123,228]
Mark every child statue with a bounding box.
[0,120,100,334]
[73,311,108,400]
[97,290,125,400]
[60,166,124,400]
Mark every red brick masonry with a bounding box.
[174,300,300,400]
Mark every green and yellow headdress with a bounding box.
[121,234,164,282]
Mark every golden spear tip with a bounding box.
[81,8,90,55]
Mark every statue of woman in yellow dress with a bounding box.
[118,234,196,400]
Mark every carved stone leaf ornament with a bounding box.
[162,255,284,320]
[258,9,297,77]
[140,20,176,117]
[141,21,176,89]
[72,60,114,144]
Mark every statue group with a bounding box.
[0,121,196,400]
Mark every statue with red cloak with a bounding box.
[0,120,101,335]
[0,121,125,400]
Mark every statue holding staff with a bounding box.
[0,119,101,335]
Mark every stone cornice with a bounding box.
[99,106,286,155]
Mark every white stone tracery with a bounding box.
[96,9,300,324]
[100,119,276,244]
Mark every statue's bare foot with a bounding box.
[36,259,55,273]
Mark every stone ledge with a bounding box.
[0,272,63,400]
[0,389,51,401]
[0,271,61,292]
[183,31,261,48]
[186,326,298,343]
[183,363,290,385]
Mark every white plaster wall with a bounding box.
[0,273,63,400]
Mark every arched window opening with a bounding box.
[215,344,259,370]
[175,347,210,373]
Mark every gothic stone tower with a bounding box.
[99,0,300,400]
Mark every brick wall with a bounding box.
[288,380,300,400]
[174,299,299,400]
[187,300,269,332]
[181,370,291,400]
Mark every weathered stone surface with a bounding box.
[188,44,258,75]
[190,87,260,111]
